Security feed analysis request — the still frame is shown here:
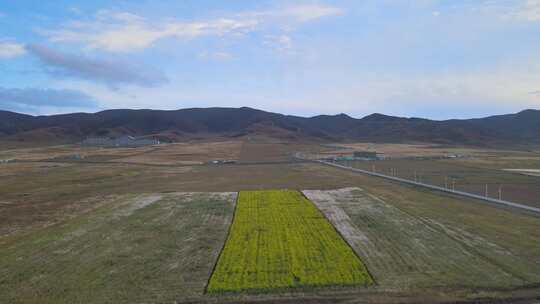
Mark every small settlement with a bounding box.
[81,135,160,147]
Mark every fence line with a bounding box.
[318,160,540,215]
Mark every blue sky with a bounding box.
[0,0,539,119]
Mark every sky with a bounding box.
[0,0,539,119]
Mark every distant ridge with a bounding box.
[0,107,539,145]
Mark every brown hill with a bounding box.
[0,107,539,146]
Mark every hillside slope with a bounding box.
[0,107,538,145]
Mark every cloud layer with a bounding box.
[0,41,26,58]
[26,44,168,87]
[0,87,98,113]
[40,4,343,52]
[512,0,540,21]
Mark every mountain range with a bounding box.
[1,107,539,146]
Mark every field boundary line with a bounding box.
[203,192,239,294]
[299,190,377,286]
[316,160,540,216]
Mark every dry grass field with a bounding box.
[301,142,540,208]
[0,192,236,304]
[114,140,243,165]
[0,140,244,164]
[340,158,540,208]
[305,188,540,293]
[1,139,539,303]
[322,143,458,158]
[321,142,540,160]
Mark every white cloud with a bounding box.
[278,35,293,49]
[513,0,540,21]
[279,4,344,22]
[242,4,344,22]
[199,51,234,61]
[69,7,82,15]
[264,34,294,53]
[491,0,540,22]
[0,41,26,59]
[40,4,343,52]
[41,11,258,52]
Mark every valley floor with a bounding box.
[1,140,539,303]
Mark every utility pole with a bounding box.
[445,176,448,189]
[485,184,489,198]
[498,185,502,200]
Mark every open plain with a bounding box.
[1,138,539,303]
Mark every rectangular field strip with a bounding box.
[207,189,373,293]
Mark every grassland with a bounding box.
[0,192,236,304]
[312,142,540,207]
[0,140,244,164]
[207,190,373,293]
[341,158,540,208]
[305,188,540,294]
[1,140,539,303]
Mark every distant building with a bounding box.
[353,151,377,158]
[353,151,383,160]
[81,136,160,147]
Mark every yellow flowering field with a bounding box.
[207,189,373,293]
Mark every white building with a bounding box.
[81,136,160,147]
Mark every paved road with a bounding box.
[319,160,540,216]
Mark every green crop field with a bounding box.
[207,189,373,293]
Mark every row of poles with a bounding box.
[334,160,504,201]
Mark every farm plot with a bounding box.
[304,188,540,292]
[207,189,373,293]
[341,159,540,208]
[0,192,236,304]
